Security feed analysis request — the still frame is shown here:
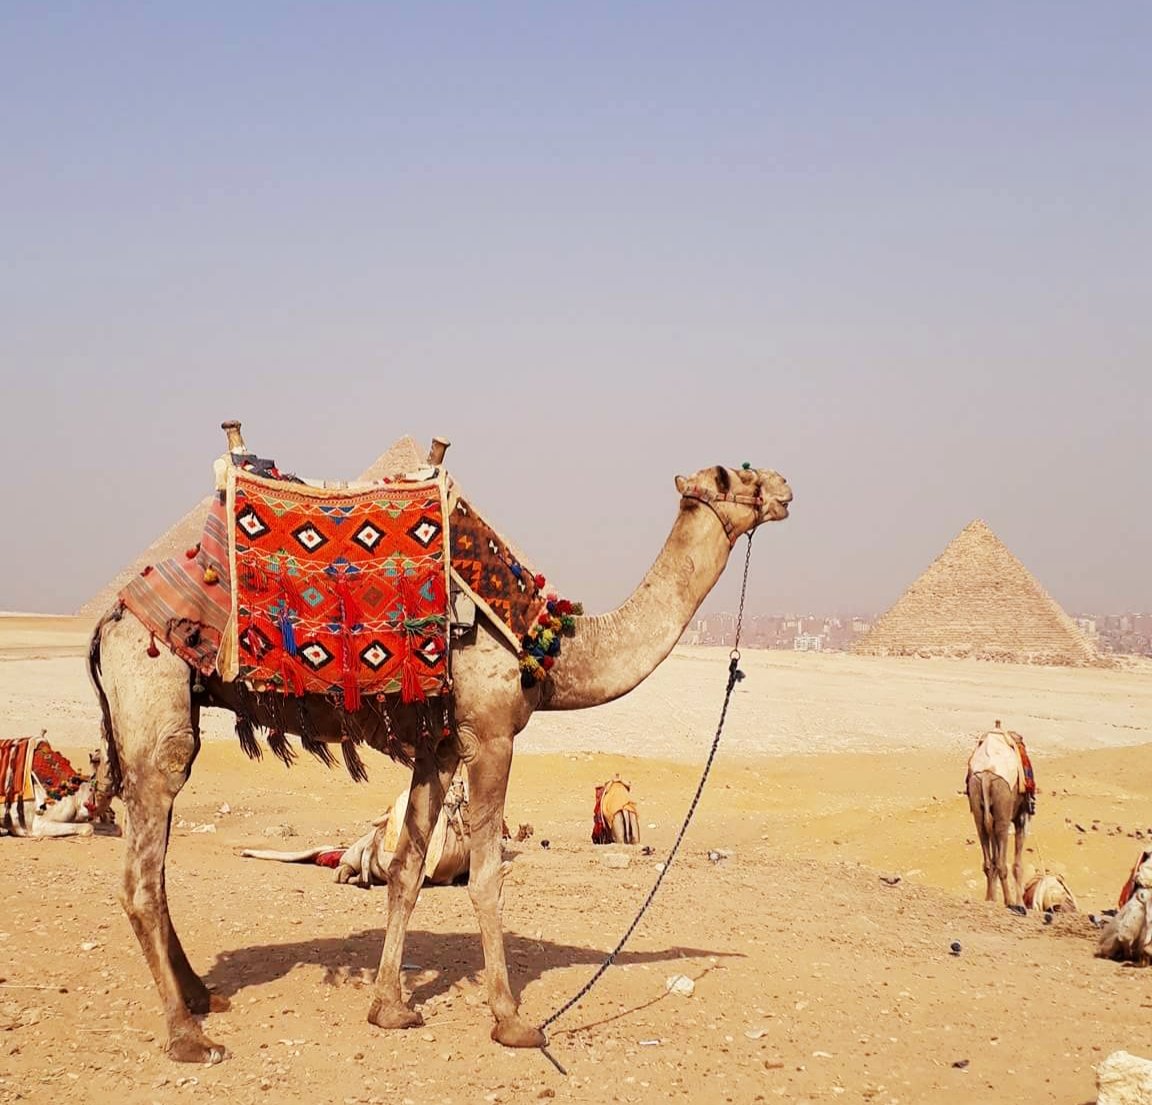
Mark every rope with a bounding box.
[538,533,756,1038]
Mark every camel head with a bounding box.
[674,464,792,544]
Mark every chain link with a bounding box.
[538,533,756,1035]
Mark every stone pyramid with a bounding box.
[77,435,429,619]
[853,520,1101,666]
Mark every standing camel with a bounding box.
[88,443,792,1062]
[966,721,1034,909]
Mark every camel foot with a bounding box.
[167,1031,227,1064]
[491,1016,547,1049]
[366,998,424,1030]
[1007,904,1028,916]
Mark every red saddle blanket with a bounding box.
[117,466,563,703]
[226,471,449,707]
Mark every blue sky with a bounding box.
[1,2,1148,616]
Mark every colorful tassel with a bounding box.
[277,602,298,657]
[146,632,160,658]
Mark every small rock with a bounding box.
[217,803,232,816]
[79,941,100,953]
[665,974,695,997]
[263,824,297,839]
[1098,1049,1152,1105]
[191,823,216,834]
[602,853,631,869]
[949,942,962,956]
[952,1059,970,1070]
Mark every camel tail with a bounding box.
[86,613,123,810]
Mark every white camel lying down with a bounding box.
[243,780,472,888]
[1097,851,1152,964]
[0,735,98,838]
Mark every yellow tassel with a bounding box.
[203,566,219,585]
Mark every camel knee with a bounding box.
[152,727,198,781]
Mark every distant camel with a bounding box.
[966,721,1035,909]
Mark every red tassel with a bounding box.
[185,544,201,559]
[400,637,424,703]
[341,631,361,712]
[397,574,419,617]
[279,652,305,696]
[335,574,363,628]
[146,631,160,658]
[277,571,303,609]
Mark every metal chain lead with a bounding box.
[538,533,755,1036]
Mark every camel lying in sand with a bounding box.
[1023,872,1078,913]
[1097,851,1152,964]
[0,734,98,838]
[243,779,474,888]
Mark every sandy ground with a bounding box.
[2,614,1152,1105]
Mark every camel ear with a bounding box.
[675,475,688,494]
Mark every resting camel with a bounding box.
[87,441,792,1062]
[0,734,98,838]
[966,721,1034,909]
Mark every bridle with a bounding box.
[679,484,765,545]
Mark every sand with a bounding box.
[2,614,1152,1105]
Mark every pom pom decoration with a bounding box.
[517,588,583,687]
[203,566,219,585]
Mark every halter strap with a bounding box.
[680,485,763,546]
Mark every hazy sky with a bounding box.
[2,3,1149,619]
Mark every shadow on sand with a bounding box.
[202,928,742,1009]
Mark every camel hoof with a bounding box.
[491,1017,547,1049]
[1007,904,1028,916]
[167,1033,228,1064]
[208,993,231,1013]
[367,998,424,1030]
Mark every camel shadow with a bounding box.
[201,928,742,1008]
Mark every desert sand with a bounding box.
[2,613,1152,1105]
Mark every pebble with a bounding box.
[665,975,695,996]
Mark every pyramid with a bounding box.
[78,435,430,618]
[852,520,1101,666]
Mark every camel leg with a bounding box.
[368,739,459,1031]
[611,811,627,844]
[968,774,998,902]
[1009,805,1030,910]
[464,734,545,1048]
[100,617,225,1063]
[626,809,640,844]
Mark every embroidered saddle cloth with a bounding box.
[118,461,558,703]
[0,737,87,807]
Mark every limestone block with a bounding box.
[1097,1050,1152,1105]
